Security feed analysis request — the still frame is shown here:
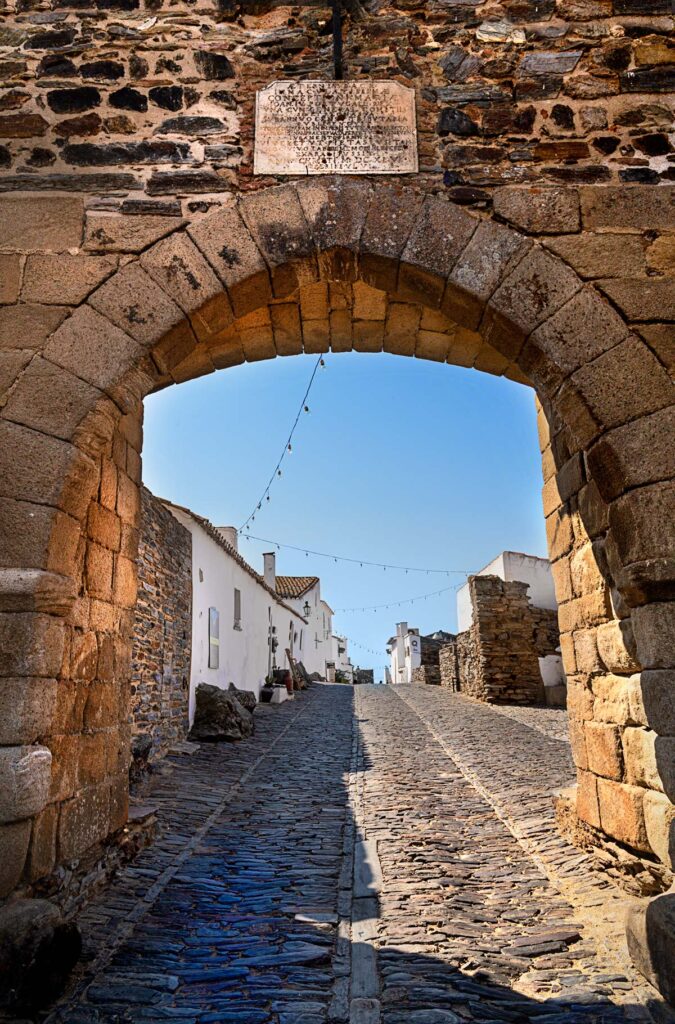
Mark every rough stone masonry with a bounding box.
[0,0,672,1003]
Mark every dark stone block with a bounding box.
[551,103,575,129]
[155,116,226,136]
[36,55,76,77]
[634,133,671,156]
[47,87,101,114]
[54,113,102,138]
[147,171,231,194]
[614,0,669,12]
[209,89,237,109]
[621,67,675,93]
[438,106,479,137]
[195,50,235,80]
[592,135,620,154]
[544,164,612,182]
[0,114,49,138]
[437,84,510,105]
[80,60,125,80]
[620,167,661,183]
[129,54,149,78]
[533,140,590,159]
[515,76,563,99]
[0,173,142,191]
[445,185,490,206]
[0,147,10,169]
[26,147,56,167]
[121,198,182,216]
[63,140,191,165]
[110,87,147,112]
[24,28,76,49]
[149,86,183,111]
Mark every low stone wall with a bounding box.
[131,488,192,761]
[412,665,441,686]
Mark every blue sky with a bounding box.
[143,352,547,681]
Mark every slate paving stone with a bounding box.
[45,684,667,1024]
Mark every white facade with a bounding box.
[166,506,306,722]
[387,622,421,685]
[328,633,354,682]
[457,551,557,632]
[268,558,338,679]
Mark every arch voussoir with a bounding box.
[139,232,234,345]
[397,194,477,310]
[480,246,582,362]
[187,202,273,319]
[239,186,318,299]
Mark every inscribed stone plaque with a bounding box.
[254,81,418,176]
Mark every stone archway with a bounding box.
[0,177,672,919]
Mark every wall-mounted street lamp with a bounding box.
[303,601,311,618]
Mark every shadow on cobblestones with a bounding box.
[37,685,669,1024]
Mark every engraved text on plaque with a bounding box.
[254,81,418,176]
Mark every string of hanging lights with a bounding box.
[334,582,461,614]
[240,533,472,577]
[239,354,326,531]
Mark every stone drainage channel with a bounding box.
[40,683,671,1024]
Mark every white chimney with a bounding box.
[263,551,276,590]
[217,526,238,552]
[396,621,408,638]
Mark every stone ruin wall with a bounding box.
[131,487,192,763]
[438,573,561,703]
[0,0,672,900]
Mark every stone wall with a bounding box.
[412,665,442,685]
[131,488,192,761]
[439,574,562,703]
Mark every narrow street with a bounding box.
[47,686,663,1024]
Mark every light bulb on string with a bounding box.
[304,405,310,413]
[287,443,292,453]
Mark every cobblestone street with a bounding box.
[46,685,668,1024]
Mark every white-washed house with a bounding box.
[164,502,307,721]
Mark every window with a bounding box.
[233,588,242,630]
[208,607,219,668]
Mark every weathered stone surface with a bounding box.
[0,254,21,305]
[597,776,649,851]
[399,196,476,307]
[0,745,51,824]
[481,246,581,360]
[587,406,675,503]
[643,790,675,869]
[0,303,71,352]
[228,682,257,713]
[580,186,675,229]
[188,204,271,318]
[0,196,83,252]
[189,683,254,741]
[442,220,529,330]
[626,890,675,1004]
[140,233,233,342]
[493,187,580,234]
[89,262,185,349]
[22,254,116,306]
[84,213,182,254]
[597,278,675,323]
[544,232,647,279]
[0,898,81,1012]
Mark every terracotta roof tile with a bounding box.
[275,575,319,599]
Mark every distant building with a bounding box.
[387,622,454,686]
